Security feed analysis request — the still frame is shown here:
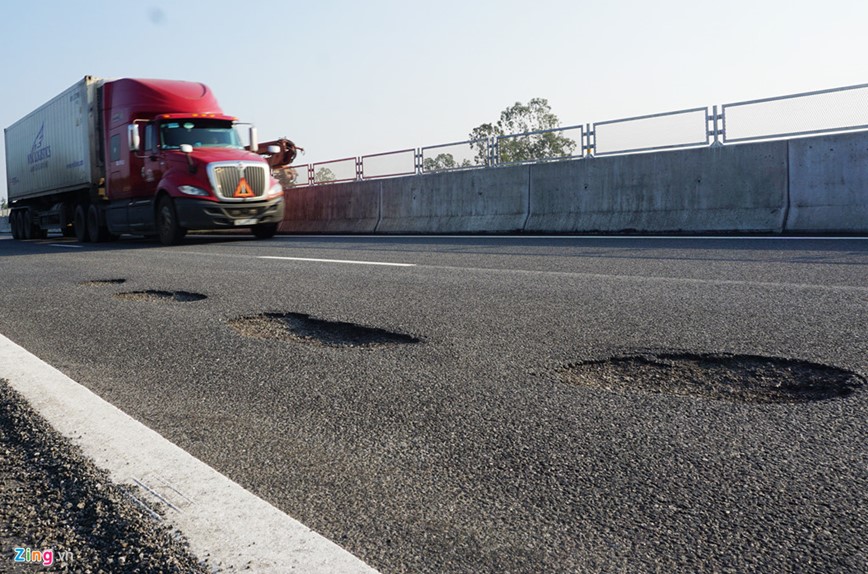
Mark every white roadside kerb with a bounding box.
[0,333,379,574]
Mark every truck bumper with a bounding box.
[174,196,284,229]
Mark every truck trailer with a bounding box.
[5,76,285,244]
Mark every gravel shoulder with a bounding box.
[0,379,210,573]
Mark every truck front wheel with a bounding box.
[87,204,110,243]
[156,196,186,246]
[251,222,278,239]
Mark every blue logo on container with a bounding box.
[27,123,51,165]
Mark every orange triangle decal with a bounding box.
[234,177,255,198]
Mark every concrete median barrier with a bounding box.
[279,180,381,234]
[277,132,867,236]
[376,167,529,233]
[786,132,868,233]
[525,142,789,233]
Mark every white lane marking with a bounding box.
[259,255,416,267]
[423,265,868,292]
[49,243,83,248]
[0,334,379,574]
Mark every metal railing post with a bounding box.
[585,123,595,158]
[709,105,723,147]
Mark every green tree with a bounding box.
[469,98,577,165]
[273,167,298,189]
[314,167,337,183]
[422,153,472,172]
[1,197,7,211]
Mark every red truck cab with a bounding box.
[100,78,283,244]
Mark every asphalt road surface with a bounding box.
[0,233,866,573]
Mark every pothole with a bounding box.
[228,312,421,348]
[114,290,207,303]
[80,278,127,286]
[560,353,864,404]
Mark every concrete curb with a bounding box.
[0,333,379,574]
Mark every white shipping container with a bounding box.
[4,76,102,202]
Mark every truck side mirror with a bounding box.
[267,145,281,154]
[128,124,141,152]
[179,144,193,154]
[249,127,258,153]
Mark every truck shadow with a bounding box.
[0,232,257,256]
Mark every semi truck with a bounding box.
[4,76,285,245]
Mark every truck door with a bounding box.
[105,131,129,230]
[129,123,162,230]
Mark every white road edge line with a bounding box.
[259,255,416,267]
[0,333,379,574]
[49,244,83,248]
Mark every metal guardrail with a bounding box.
[721,83,868,144]
[361,148,416,179]
[495,124,583,165]
[420,139,489,173]
[284,82,868,186]
[311,157,357,185]
[593,108,709,156]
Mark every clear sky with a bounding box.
[2,0,868,201]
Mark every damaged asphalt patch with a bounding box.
[114,291,207,303]
[81,281,207,304]
[228,312,421,348]
[78,279,127,287]
[0,380,209,574]
[561,352,865,403]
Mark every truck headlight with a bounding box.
[179,185,210,197]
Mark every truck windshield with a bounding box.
[160,119,243,150]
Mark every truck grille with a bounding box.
[209,163,268,200]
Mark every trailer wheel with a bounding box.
[156,196,186,246]
[60,208,76,237]
[15,212,25,239]
[10,211,20,240]
[22,211,34,240]
[74,204,90,242]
